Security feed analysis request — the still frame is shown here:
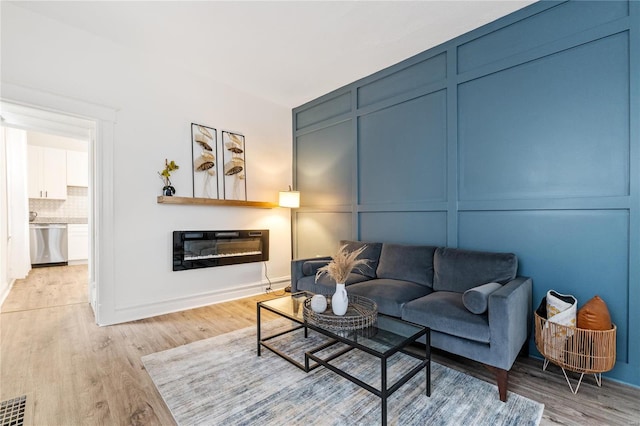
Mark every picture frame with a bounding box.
[191,123,219,199]
[222,130,247,201]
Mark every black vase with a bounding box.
[163,185,176,196]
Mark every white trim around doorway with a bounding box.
[1,82,118,325]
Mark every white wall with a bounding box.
[5,128,31,282]
[0,127,9,306]
[0,126,31,308]
[1,3,293,324]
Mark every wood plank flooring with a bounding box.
[2,264,88,312]
[1,265,638,425]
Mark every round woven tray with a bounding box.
[303,294,378,331]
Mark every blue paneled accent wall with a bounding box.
[292,0,639,386]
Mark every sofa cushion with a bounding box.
[297,273,369,295]
[463,282,502,314]
[375,244,437,287]
[339,240,383,278]
[402,292,491,344]
[302,260,330,276]
[347,279,433,317]
[433,247,517,293]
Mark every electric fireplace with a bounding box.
[173,229,269,271]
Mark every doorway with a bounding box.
[1,100,98,321]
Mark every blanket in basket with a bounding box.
[544,290,577,361]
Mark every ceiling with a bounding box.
[11,1,536,108]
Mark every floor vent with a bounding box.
[0,395,27,426]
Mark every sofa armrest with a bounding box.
[488,276,533,370]
[290,256,332,292]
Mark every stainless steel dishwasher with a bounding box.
[29,223,68,266]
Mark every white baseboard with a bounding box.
[0,278,16,312]
[98,276,290,326]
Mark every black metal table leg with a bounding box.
[257,303,261,356]
[381,357,388,426]
[426,330,431,397]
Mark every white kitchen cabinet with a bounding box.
[67,223,89,261]
[27,145,67,199]
[66,150,89,187]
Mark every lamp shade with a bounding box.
[279,189,300,208]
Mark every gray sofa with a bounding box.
[291,240,533,402]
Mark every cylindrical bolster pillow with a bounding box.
[462,282,502,314]
[302,260,330,276]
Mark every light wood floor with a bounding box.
[1,266,638,425]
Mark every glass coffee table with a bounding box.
[257,292,431,426]
[257,291,311,370]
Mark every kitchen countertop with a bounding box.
[30,217,88,224]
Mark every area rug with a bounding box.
[142,321,544,425]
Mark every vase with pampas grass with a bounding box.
[315,244,369,315]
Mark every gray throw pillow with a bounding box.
[433,247,518,293]
[376,244,437,287]
[302,260,329,276]
[339,240,383,278]
[462,282,502,314]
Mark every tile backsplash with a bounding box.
[29,186,88,218]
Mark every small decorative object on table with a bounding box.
[332,283,348,315]
[315,244,370,316]
[159,158,179,196]
[310,294,327,313]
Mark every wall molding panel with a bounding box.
[295,91,351,131]
[292,0,639,386]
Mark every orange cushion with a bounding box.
[577,295,612,330]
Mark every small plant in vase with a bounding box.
[315,244,369,315]
[159,159,179,196]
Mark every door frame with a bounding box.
[0,83,117,325]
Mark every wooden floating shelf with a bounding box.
[157,196,278,209]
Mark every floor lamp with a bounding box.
[279,186,300,292]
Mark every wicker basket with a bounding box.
[534,310,616,393]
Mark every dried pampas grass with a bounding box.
[315,244,370,284]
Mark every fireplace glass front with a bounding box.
[173,230,269,271]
